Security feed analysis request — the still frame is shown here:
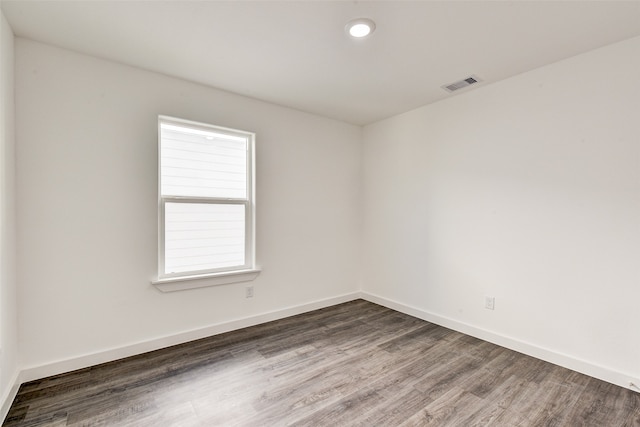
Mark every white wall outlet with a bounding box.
[246,286,254,298]
[485,296,495,310]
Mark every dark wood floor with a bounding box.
[4,299,640,426]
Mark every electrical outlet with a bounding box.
[485,296,495,310]
[246,286,254,298]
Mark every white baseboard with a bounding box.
[361,291,639,393]
[1,369,21,424]
[19,292,361,384]
[11,289,639,413]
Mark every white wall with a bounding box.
[0,10,19,418]
[362,36,640,387]
[15,39,362,372]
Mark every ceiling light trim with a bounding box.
[346,18,376,38]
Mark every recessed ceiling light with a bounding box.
[346,18,376,38]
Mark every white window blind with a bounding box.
[158,117,255,278]
[160,123,247,199]
[164,202,245,274]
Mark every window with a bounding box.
[155,116,257,289]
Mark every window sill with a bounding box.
[152,268,261,292]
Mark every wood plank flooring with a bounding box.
[4,299,640,426]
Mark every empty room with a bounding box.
[1,1,639,425]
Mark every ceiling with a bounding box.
[2,1,640,125]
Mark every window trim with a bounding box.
[151,268,261,292]
[154,116,258,289]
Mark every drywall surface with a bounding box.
[16,39,362,369]
[0,10,19,418]
[362,36,640,382]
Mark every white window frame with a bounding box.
[153,116,259,291]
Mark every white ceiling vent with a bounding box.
[442,75,482,93]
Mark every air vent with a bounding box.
[442,75,482,93]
